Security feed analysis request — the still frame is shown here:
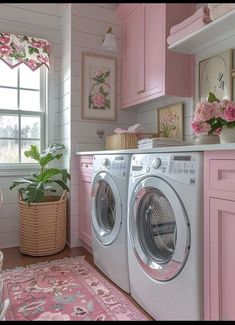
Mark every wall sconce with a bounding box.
[102,27,117,52]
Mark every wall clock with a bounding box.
[199,49,233,102]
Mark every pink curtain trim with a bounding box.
[0,57,50,71]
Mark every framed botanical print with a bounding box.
[158,102,184,140]
[199,49,233,102]
[81,53,116,121]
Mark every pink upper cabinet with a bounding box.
[117,3,195,109]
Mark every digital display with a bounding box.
[173,156,191,161]
[132,166,143,171]
[115,156,124,160]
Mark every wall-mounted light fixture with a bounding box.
[102,27,117,52]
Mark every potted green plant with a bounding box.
[10,143,70,256]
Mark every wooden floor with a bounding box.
[1,245,153,320]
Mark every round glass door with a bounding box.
[91,172,122,245]
[130,176,190,281]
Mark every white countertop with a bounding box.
[75,143,235,155]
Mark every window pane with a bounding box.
[0,115,19,137]
[0,139,18,163]
[21,116,40,139]
[21,140,40,163]
[0,60,17,87]
[20,64,40,90]
[20,90,40,111]
[0,88,18,109]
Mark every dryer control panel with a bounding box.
[130,153,201,185]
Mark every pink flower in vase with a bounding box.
[191,120,211,134]
[223,103,235,122]
[92,93,105,108]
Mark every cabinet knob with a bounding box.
[137,89,144,94]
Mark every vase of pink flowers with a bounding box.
[191,92,235,144]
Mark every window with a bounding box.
[0,60,47,164]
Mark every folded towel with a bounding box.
[208,4,235,20]
[138,137,183,145]
[170,6,210,34]
[167,17,212,45]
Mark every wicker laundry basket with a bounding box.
[18,191,67,256]
[105,133,159,150]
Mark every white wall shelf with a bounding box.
[168,9,235,54]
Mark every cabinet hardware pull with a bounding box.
[137,89,144,94]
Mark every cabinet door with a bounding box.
[208,198,235,320]
[78,174,92,250]
[121,5,144,107]
[143,4,165,98]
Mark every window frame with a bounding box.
[0,64,48,168]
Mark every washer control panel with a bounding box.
[93,154,131,177]
[131,153,199,185]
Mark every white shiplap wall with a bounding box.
[59,5,72,245]
[0,3,64,248]
[69,3,137,247]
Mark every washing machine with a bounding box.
[127,152,203,320]
[91,154,132,293]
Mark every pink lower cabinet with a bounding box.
[78,155,93,252]
[204,150,235,320]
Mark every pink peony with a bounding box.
[191,120,211,134]
[0,45,12,55]
[92,93,105,108]
[193,102,214,122]
[223,103,235,122]
[37,54,49,63]
[32,40,48,48]
[0,34,10,44]
[27,59,39,70]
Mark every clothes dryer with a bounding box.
[91,154,131,293]
[127,152,203,320]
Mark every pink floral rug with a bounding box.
[2,256,148,321]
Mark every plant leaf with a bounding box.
[52,180,70,192]
[37,168,61,182]
[207,91,219,103]
[24,145,41,162]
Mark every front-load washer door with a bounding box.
[130,176,190,282]
[91,172,122,246]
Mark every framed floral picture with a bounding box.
[81,53,116,120]
[158,102,184,140]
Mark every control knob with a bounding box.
[102,157,110,167]
[152,157,161,169]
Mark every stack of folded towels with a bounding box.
[167,5,212,45]
[138,138,183,150]
[208,3,235,21]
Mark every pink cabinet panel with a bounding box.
[209,198,235,320]
[120,4,144,107]
[142,4,164,98]
[209,159,235,193]
[117,3,195,109]
[78,155,93,252]
[204,150,235,320]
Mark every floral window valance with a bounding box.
[0,32,50,71]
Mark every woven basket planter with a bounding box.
[18,191,67,257]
